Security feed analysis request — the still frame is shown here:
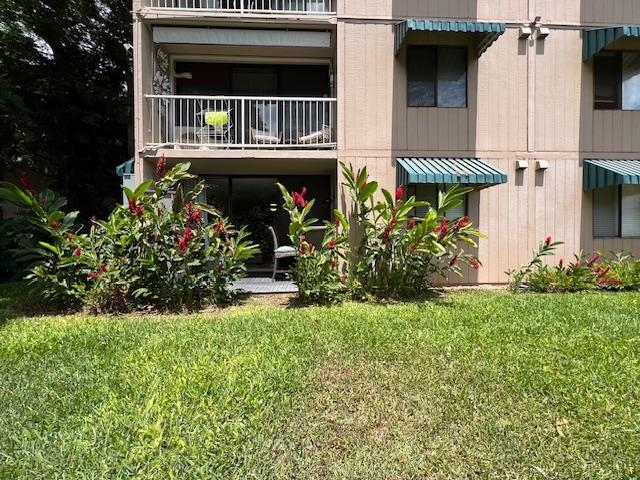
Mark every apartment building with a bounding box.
[131,0,640,283]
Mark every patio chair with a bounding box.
[268,226,297,281]
[251,128,283,145]
[297,124,332,145]
[197,109,233,146]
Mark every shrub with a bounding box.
[277,184,349,304]
[3,163,258,312]
[508,239,624,293]
[0,174,76,280]
[341,163,482,299]
[607,253,640,291]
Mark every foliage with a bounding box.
[277,184,349,304]
[606,252,640,291]
[2,163,258,312]
[341,163,482,299]
[508,238,630,293]
[0,177,73,280]
[0,0,133,218]
[1,291,639,478]
[506,237,564,292]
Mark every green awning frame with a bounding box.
[583,26,640,61]
[394,19,506,57]
[583,159,640,190]
[396,157,508,187]
[116,158,135,177]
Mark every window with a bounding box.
[593,185,640,237]
[409,185,467,219]
[407,46,467,108]
[594,51,640,110]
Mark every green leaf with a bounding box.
[122,186,134,201]
[381,188,394,207]
[0,183,34,208]
[38,242,59,255]
[358,181,378,203]
[356,166,368,188]
[133,180,154,199]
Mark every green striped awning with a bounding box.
[583,159,640,190]
[115,158,135,177]
[583,26,640,60]
[396,157,507,187]
[395,20,506,57]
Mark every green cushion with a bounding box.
[205,111,228,127]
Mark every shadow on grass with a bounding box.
[0,282,70,326]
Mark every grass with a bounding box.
[0,286,638,479]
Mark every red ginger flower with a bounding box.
[340,274,347,285]
[74,247,82,257]
[407,219,417,230]
[395,185,404,201]
[128,199,143,217]
[214,220,226,234]
[87,272,100,280]
[450,254,459,267]
[292,187,308,208]
[559,258,564,268]
[178,228,194,253]
[327,238,336,250]
[469,257,481,270]
[20,171,35,194]
[50,220,59,229]
[156,155,167,177]
[382,217,397,244]
[434,218,448,239]
[454,216,471,232]
[545,236,552,246]
[100,263,107,272]
[587,254,601,267]
[185,203,202,227]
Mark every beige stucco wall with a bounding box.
[133,1,640,283]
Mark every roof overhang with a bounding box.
[396,157,507,187]
[583,26,640,61]
[153,26,331,49]
[583,159,640,190]
[394,19,506,57]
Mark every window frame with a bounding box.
[406,45,468,109]
[592,185,640,238]
[408,184,468,219]
[593,50,640,111]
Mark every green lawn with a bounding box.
[1,287,638,479]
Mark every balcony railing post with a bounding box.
[240,98,246,149]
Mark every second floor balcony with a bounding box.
[144,0,334,14]
[145,95,336,150]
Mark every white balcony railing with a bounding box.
[145,95,336,150]
[145,0,334,14]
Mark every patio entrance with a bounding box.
[202,174,332,275]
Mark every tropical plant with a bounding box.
[508,240,624,293]
[2,162,258,312]
[0,173,76,280]
[277,184,349,304]
[341,163,482,299]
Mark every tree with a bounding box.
[0,0,133,218]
